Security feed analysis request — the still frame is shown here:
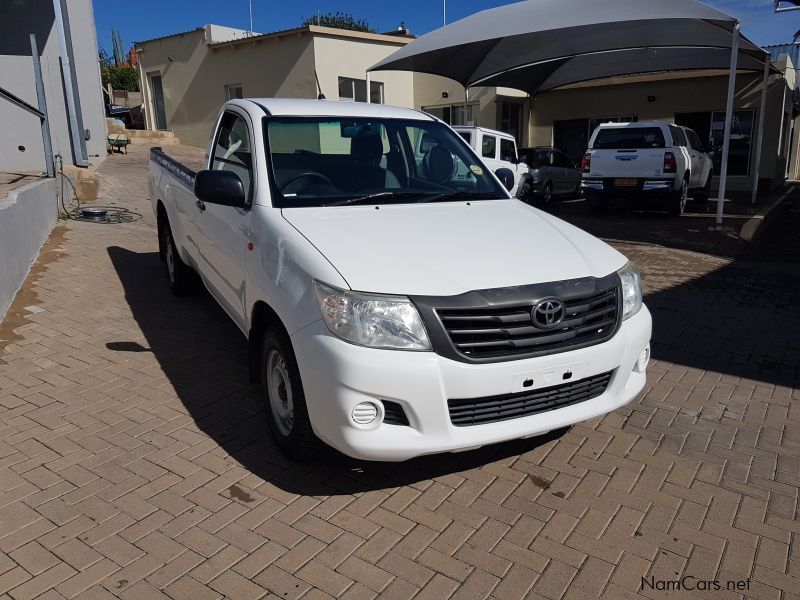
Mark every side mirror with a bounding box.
[194,170,247,208]
[495,167,515,192]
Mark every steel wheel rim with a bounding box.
[165,235,176,282]
[266,349,294,437]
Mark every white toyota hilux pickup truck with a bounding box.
[149,98,652,461]
[581,121,713,216]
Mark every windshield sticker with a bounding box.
[470,165,483,176]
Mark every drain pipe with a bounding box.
[52,0,89,166]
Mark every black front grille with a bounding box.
[382,401,410,426]
[437,287,618,360]
[448,371,613,427]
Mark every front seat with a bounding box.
[423,144,455,185]
[349,134,400,190]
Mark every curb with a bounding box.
[739,185,795,242]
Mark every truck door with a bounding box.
[195,109,253,330]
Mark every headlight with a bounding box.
[617,262,643,320]
[314,281,431,350]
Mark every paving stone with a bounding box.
[0,143,798,600]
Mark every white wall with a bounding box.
[0,179,58,320]
[0,0,106,172]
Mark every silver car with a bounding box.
[516,147,582,204]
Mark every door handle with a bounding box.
[195,200,206,212]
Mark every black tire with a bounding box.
[261,325,320,460]
[693,172,712,204]
[542,182,553,204]
[160,219,194,296]
[517,181,532,203]
[668,177,689,217]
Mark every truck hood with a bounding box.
[282,200,627,296]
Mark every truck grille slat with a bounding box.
[448,371,613,426]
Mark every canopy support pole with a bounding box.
[751,59,770,205]
[464,87,469,125]
[366,71,371,103]
[716,22,740,225]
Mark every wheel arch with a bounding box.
[248,300,289,384]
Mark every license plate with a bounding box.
[614,178,638,186]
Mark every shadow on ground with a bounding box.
[105,198,799,488]
[106,246,568,494]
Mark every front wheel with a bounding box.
[261,326,320,460]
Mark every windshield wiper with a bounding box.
[419,190,506,203]
[323,191,430,207]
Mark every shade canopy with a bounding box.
[370,0,770,93]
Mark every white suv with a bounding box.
[581,121,713,215]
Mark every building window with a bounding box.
[338,77,384,103]
[676,110,754,175]
[225,84,244,100]
[423,103,478,126]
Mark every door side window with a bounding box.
[482,135,497,159]
[668,125,687,148]
[500,138,517,163]
[212,112,254,204]
[686,129,704,152]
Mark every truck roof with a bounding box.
[235,98,435,120]
[594,120,670,130]
[452,125,515,139]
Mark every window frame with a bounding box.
[482,134,498,159]
[210,109,255,206]
[337,76,384,104]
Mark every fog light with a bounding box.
[636,346,650,372]
[352,402,379,425]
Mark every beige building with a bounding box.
[136,24,799,191]
[135,24,416,148]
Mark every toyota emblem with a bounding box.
[531,299,565,329]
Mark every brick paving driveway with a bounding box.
[0,143,798,600]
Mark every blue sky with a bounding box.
[93,0,800,55]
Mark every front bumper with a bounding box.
[291,306,652,461]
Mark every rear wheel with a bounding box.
[517,181,532,203]
[668,177,689,216]
[261,326,320,460]
[160,220,193,295]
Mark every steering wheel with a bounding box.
[282,172,334,191]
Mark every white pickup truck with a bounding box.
[149,98,651,461]
[581,121,713,215]
[452,126,525,195]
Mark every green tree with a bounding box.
[101,66,139,92]
[302,12,375,33]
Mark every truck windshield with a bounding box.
[264,117,507,207]
[593,127,666,149]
